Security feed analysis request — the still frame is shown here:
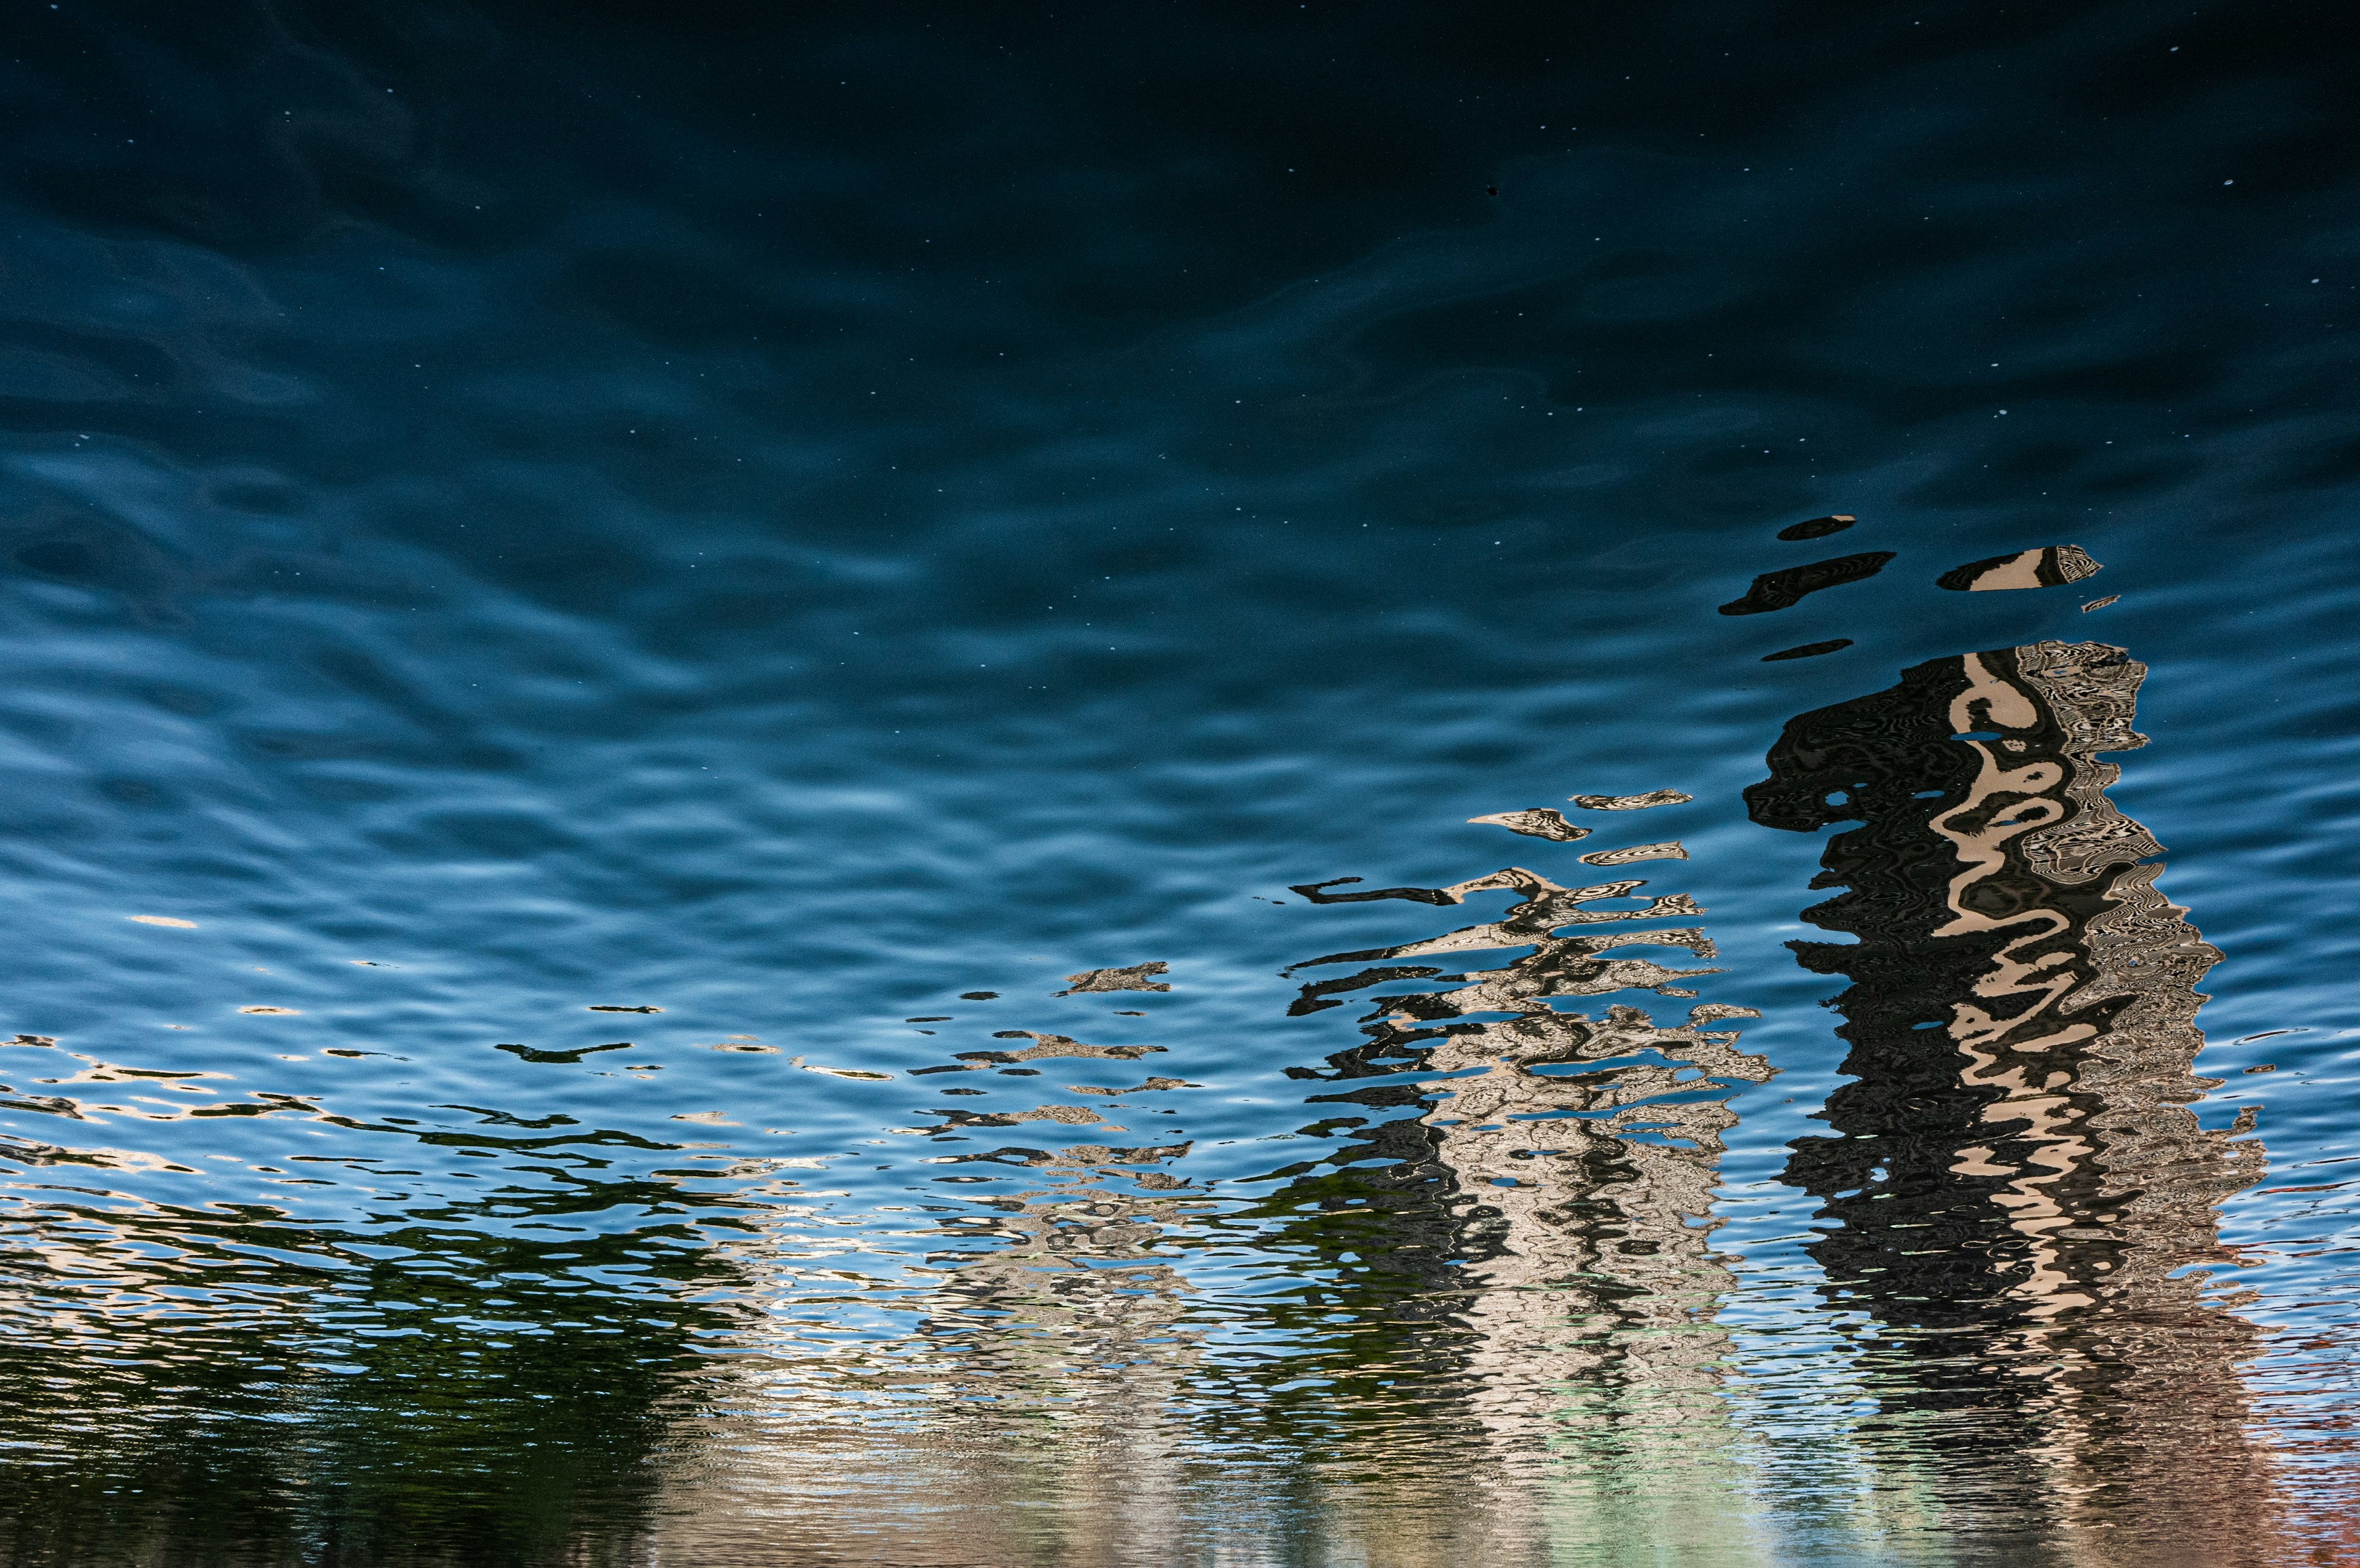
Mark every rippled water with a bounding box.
[3,4,2358,1564]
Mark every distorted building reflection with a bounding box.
[1269,842,1774,1511]
[774,1026,1219,1560]
[1745,638,2284,1542]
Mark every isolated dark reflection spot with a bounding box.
[497,1041,634,1064]
[1718,552,1895,615]
[1289,876,1457,906]
[15,541,99,578]
[1776,514,1856,542]
[1763,639,1855,662]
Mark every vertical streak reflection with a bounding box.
[1747,639,2286,1545]
[1254,837,1773,1545]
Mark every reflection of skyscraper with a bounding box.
[1745,639,2286,1546]
[754,1025,1217,1563]
[1270,847,1773,1523]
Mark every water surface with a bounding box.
[2,3,2357,1563]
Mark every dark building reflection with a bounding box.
[1746,638,2284,1544]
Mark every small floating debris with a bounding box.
[1776,513,1856,541]
[588,1005,663,1013]
[1467,807,1591,842]
[959,991,999,1001]
[1570,790,1693,811]
[1578,841,1688,866]
[1935,544,2101,592]
[127,915,197,928]
[1763,638,1854,661]
[1055,962,1171,996]
[907,1016,952,1022]
[2082,594,2120,613]
[238,1006,300,1016]
[1718,552,1895,615]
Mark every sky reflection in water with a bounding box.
[2,2,2358,1564]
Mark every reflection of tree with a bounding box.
[0,1099,754,1565]
[1745,639,2286,1548]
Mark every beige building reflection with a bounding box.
[650,1056,1249,1564]
[1275,842,1778,1556]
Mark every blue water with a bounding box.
[2,3,2357,1562]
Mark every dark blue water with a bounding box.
[3,3,2357,1562]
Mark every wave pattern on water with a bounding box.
[1,1,2358,1563]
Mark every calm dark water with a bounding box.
[2,2,2358,1563]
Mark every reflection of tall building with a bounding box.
[1273,851,1773,1505]
[793,1029,1217,1562]
[1745,639,2285,1545]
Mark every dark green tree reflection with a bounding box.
[0,1102,754,1566]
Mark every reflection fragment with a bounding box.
[1762,638,1853,661]
[1467,806,1591,841]
[1055,963,1171,995]
[1717,551,1895,615]
[1577,840,1687,867]
[1569,789,1693,811]
[977,1032,1166,1062]
[1934,543,2101,592]
[1776,512,1857,541]
[497,1039,633,1064]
